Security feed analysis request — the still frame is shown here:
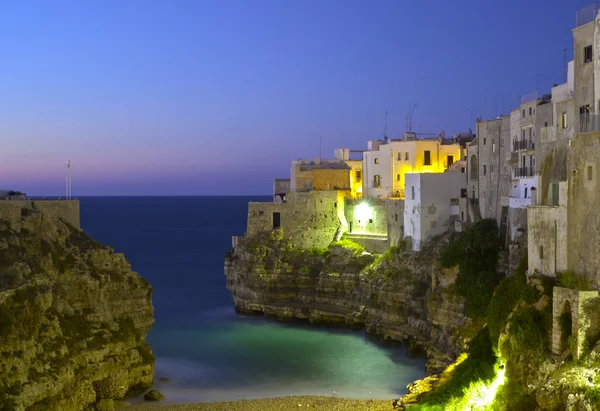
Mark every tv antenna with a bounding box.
[383,109,391,138]
[406,103,418,132]
[564,48,568,83]
[66,160,72,200]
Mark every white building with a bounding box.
[362,133,462,200]
[404,172,466,251]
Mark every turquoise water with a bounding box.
[80,196,426,403]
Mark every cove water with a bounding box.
[80,196,425,403]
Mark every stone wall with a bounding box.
[246,191,347,249]
[385,199,405,246]
[567,131,600,284]
[312,169,350,191]
[0,200,80,229]
[344,202,387,236]
[552,287,599,359]
[528,184,567,277]
[475,116,512,225]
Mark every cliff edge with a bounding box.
[0,205,154,410]
[225,229,478,373]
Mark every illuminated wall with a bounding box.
[364,139,462,200]
[345,160,363,199]
[312,168,351,191]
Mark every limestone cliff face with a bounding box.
[225,231,473,372]
[0,207,154,410]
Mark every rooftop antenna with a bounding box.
[66,160,72,200]
[383,109,391,138]
[406,103,418,132]
[564,48,568,83]
[319,136,322,162]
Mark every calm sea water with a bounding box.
[79,196,425,403]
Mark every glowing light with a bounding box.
[354,202,373,222]
[444,361,506,411]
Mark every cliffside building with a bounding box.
[362,132,462,200]
[404,172,466,251]
[467,115,511,227]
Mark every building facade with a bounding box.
[363,133,462,200]
[404,172,466,251]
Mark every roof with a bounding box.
[298,162,351,171]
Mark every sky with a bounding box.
[0,0,592,195]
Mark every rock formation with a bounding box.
[225,229,475,373]
[0,206,154,410]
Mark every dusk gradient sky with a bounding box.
[0,0,592,195]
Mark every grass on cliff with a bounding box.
[411,327,498,409]
[330,236,365,255]
[440,219,502,318]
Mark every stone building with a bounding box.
[467,115,511,227]
[290,159,351,194]
[362,132,462,200]
[404,172,465,251]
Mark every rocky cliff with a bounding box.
[0,207,154,410]
[225,229,477,373]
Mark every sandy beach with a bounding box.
[122,396,398,411]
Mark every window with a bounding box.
[334,202,337,208]
[461,211,464,221]
[397,152,402,160]
[483,137,486,145]
[405,152,409,161]
[373,175,381,188]
[396,174,400,181]
[447,155,454,168]
[585,45,593,63]
[492,139,496,152]
[491,165,494,173]
[394,213,398,222]
[533,108,536,115]
[522,109,525,117]
[273,212,281,229]
[539,246,544,260]
[580,105,591,114]
[551,183,558,206]
[374,158,379,164]
[529,107,532,116]
[424,150,431,165]
[483,165,487,175]
[561,112,567,128]
[411,186,415,200]
[528,128,532,139]
[545,121,548,127]
[356,170,362,182]
[588,165,593,181]
[522,129,525,139]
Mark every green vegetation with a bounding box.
[412,328,498,410]
[440,219,502,317]
[330,237,365,255]
[556,270,592,291]
[486,257,542,348]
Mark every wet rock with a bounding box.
[144,389,165,402]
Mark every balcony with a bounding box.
[513,167,534,179]
[513,139,535,152]
[578,112,600,133]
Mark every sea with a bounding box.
[79,196,426,403]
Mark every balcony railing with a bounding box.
[576,3,599,29]
[578,112,600,133]
[513,167,534,178]
[521,91,538,105]
[513,139,535,152]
